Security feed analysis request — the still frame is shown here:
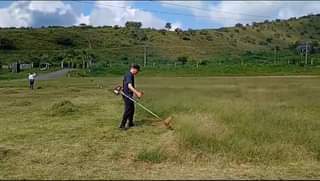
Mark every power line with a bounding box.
[71,1,270,23]
[157,1,276,19]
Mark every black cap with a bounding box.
[131,64,141,71]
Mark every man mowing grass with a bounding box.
[119,64,144,130]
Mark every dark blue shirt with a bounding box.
[123,72,134,97]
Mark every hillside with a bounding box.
[0,14,320,66]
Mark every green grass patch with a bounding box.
[136,147,167,163]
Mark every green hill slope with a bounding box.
[0,14,320,66]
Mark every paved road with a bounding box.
[36,69,73,81]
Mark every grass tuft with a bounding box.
[50,100,78,116]
[135,147,167,163]
[176,113,230,153]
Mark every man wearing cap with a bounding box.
[119,64,144,130]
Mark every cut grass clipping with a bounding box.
[50,100,78,116]
[136,147,168,163]
[10,100,31,107]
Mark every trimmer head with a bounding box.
[113,85,123,96]
[163,116,173,129]
[112,85,173,129]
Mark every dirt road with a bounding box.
[36,69,73,81]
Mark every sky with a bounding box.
[1,1,320,30]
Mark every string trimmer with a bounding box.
[113,85,173,129]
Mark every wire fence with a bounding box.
[1,45,319,71]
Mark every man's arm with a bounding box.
[128,83,143,98]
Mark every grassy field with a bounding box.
[1,76,320,179]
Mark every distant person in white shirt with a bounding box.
[28,72,37,90]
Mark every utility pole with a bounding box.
[61,60,64,69]
[87,37,92,49]
[274,48,277,64]
[305,42,308,65]
[144,45,147,67]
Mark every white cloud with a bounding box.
[77,13,90,25]
[0,1,81,27]
[160,1,320,27]
[0,1,30,27]
[4,1,319,29]
[28,1,71,14]
[208,1,320,26]
[170,22,182,31]
[89,1,173,29]
[0,1,181,29]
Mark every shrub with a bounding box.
[159,29,166,35]
[125,21,142,29]
[235,23,243,27]
[199,59,209,65]
[182,36,191,41]
[266,37,273,43]
[177,56,188,65]
[0,38,16,50]
[188,28,196,36]
[199,30,208,35]
[174,28,183,34]
[113,25,120,29]
[55,36,74,47]
[69,69,89,77]
[206,35,213,41]
[252,22,258,27]
[259,41,268,46]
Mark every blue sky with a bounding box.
[1,1,320,29]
